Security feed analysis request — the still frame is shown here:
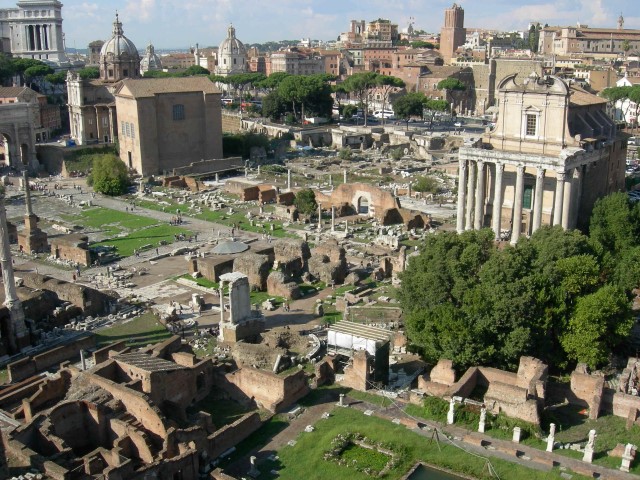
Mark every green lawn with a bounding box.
[94,313,172,348]
[258,407,589,480]
[94,224,192,257]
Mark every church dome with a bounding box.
[219,25,246,57]
[140,42,162,73]
[100,14,139,58]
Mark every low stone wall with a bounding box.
[8,334,95,382]
[207,412,262,459]
[171,157,243,177]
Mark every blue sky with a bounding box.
[6,0,639,50]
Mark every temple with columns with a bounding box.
[456,73,626,244]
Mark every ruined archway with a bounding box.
[0,103,38,170]
[357,196,369,215]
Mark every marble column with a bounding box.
[474,161,485,230]
[492,162,504,240]
[561,168,573,230]
[553,171,566,227]
[511,165,525,245]
[465,160,476,230]
[331,206,335,232]
[0,197,28,352]
[456,158,467,233]
[572,166,583,229]
[532,167,545,233]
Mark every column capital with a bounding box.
[556,170,567,181]
[459,158,467,171]
[536,167,545,180]
[495,162,505,173]
[477,159,485,168]
[516,164,525,174]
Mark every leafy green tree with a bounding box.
[181,65,210,76]
[277,74,332,121]
[24,64,54,90]
[257,71,290,91]
[143,70,172,78]
[393,92,427,129]
[44,71,67,95]
[410,41,435,49]
[400,219,637,372]
[342,71,379,126]
[424,99,449,127]
[262,90,287,122]
[561,285,633,368]
[88,155,129,196]
[78,66,100,79]
[342,104,358,119]
[412,176,440,193]
[0,53,16,84]
[376,75,405,125]
[294,188,318,216]
[437,78,466,91]
[338,147,353,160]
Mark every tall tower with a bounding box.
[440,3,466,64]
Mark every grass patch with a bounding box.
[75,207,157,231]
[193,336,218,358]
[542,404,640,473]
[219,414,289,466]
[348,390,396,408]
[340,443,390,472]
[266,406,588,480]
[94,224,192,257]
[188,390,255,428]
[94,313,171,348]
[178,274,219,290]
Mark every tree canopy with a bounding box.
[399,196,640,372]
[78,66,100,79]
[294,188,318,216]
[87,155,129,196]
[437,78,466,91]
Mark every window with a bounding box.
[102,117,108,127]
[526,114,537,136]
[523,186,533,209]
[131,124,135,139]
[121,121,125,135]
[173,104,185,121]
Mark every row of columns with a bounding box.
[456,159,583,244]
[26,24,53,52]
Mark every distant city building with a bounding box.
[87,40,104,66]
[98,13,141,82]
[67,14,140,146]
[215,24,248,76]
[440,3,466,64]
[539,19,640,58]
[457,73,625,244]
[0,0,69,67]
[269,50,324,76]
[140,42,162,75]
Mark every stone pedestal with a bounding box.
[546,423,556,452]
[583,429,596,463]
[620,444,635,473]
[248,456,260,478]
[478,407,486,433]
[512,427,521,444]
[447,398,455,425]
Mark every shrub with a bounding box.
[338,147,352,160]
[88,155,129,196]
[390,148,403,161]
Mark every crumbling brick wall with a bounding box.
[221,367,309,412]
[233,253,271,291]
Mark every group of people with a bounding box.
[169,215,184,225]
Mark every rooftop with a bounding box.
[116,77,220,98]
[115,352,184,372]
[329,320,392,343]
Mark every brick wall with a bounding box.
[8,334,95,382]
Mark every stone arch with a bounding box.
[0,130,18,167]
[0,106,37,169]
[357,195,370,215]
